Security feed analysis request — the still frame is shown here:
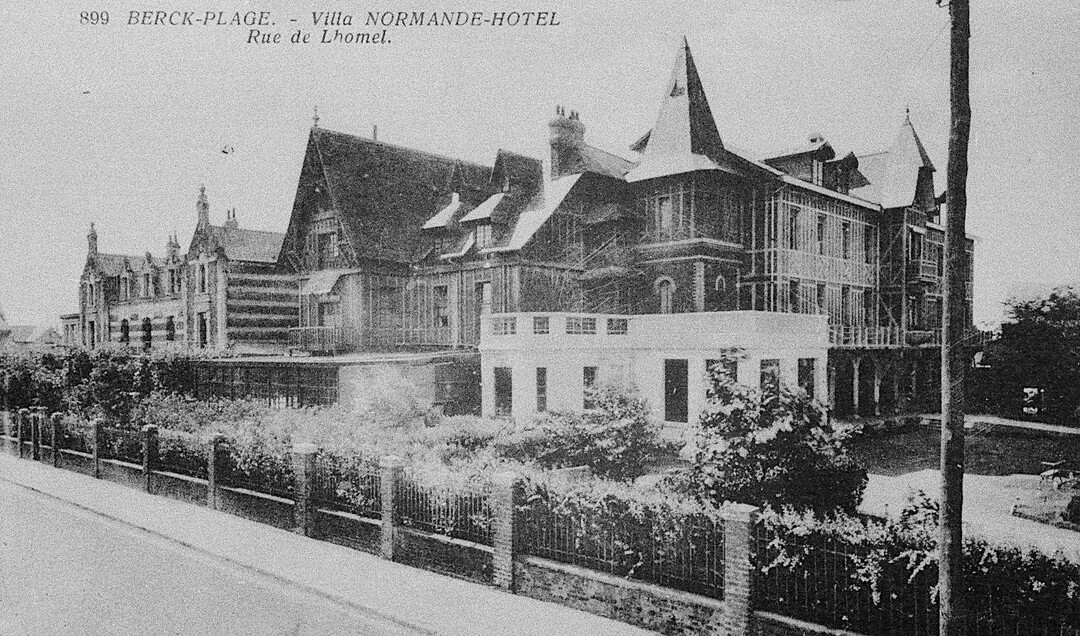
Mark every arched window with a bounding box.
[655,277,674,314]
[119,319,130,343]
[165,316,176,342]
[141,317,152,349]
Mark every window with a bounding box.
[566,316,597,335]
[532,316,550,334]
[657,278,674,314]
[475,223,493,248]
[491,317,517,335]
[817,284,827,314]
[583,366,598,409]
[141,317,152,349]
[494,367,513,416]
[841,222,851,259]
[143,273,152,297]
[536,367,547,412]
[606,318,628,335]
[168,269,179,294]
[198,264,207,293]
[789,280,800,314]
[817,215,827,255]
[165,316,176,342]
[864,226,875,264]
[433,285,449,328]
[841,285,852,324]
[811,159,823,186]
[760,359,781,390]
[658,195,674,235]
[119,319,130,343]
[317,231,339,268]
[707,358,737,384]
[664,359,689,423]
[788,209,798,250]
[798,358,816,399]
[317,300,339,327]
[120,275,130,300]
[197,312,208,348]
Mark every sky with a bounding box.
[1,0,1078,328]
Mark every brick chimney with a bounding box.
[549,105,585,178]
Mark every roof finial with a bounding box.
[313,105,320,128]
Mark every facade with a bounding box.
[76,188,297,353]
[278,39,973,420]
[68,38,974,421]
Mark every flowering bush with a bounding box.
[671,359,867,514]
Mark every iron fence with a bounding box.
[753,522,1080,636]
[156,429,208,479]
[520,503,726,599]
[312,451,382,519]
[218,443,296,500]
[97,425,144,464]
[398,473,494,545]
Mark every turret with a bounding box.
[224,208,239,230]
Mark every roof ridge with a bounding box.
[313,126,491,171]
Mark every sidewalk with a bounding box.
[0,453,656,636]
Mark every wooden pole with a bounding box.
[940,0,971,633]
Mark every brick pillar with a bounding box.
[379,455,404,561]
[91,418,102,478]
[721,503,759,636]
[51,413,62,468]
[31,409,43,461]
[292,443,318,537]
[142,424,159,493]
[491,471,520,591]
[206,433,226,509]
[17,408,28,458]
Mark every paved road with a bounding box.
[0,481,422,636]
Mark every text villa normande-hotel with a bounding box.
[65,38,976,424]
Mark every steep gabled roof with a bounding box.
[299,127,492,263]
[579,145,635,180]
[88,253,137,277]
[625,38,749,183]
[849,113,935,208]
[209,225,285,263]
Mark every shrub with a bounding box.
[494,384,663,482]
[672,360,867,514]
[756,495,1080,635]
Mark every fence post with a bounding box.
[379,455,404,561]
[51,413,62,468]
[142,424,159,493]
[491,471,520,592]
[31,409,43,461]
[91,418,102,479]
[17,408,28,458]
[292,443,318,537]
[206,433,225,510]
[721,503,759,636]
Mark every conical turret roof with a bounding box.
[626,38,745,183]
[850,111,936,208]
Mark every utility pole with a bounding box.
[939,0,971,634]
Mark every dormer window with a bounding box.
[475,223,493,249]
[811,159,824,186]
[317,230,339,269]
[120,275,131,300]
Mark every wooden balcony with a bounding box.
[288,326,361,355]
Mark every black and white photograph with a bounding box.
[1,1,1078,634]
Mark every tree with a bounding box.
[672,362,867,514]
[985,287,1080,423]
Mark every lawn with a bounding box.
[846,422,1080,477]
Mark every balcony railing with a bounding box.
[828,325,902,348]
[289,326,361,354]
